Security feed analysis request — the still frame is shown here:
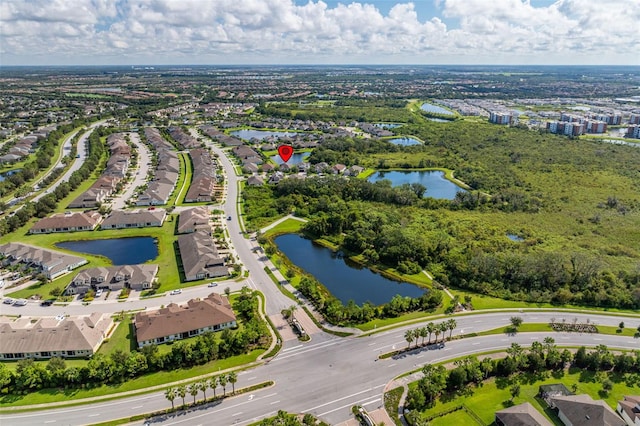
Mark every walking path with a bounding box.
[259,214,307,234]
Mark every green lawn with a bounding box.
[175,152,192,205]
[263,218,305,237]
[0,349,264,408]
[428,409,483,426]
[166,152,188,206]
[412,369,640,425]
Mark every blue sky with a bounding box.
[1,0,639,66]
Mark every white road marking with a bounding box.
[270,400,281,405]
[88,414,100,417]
[305,385,385,412]
[232,412,243,416]
[387,363,397,368]
[131,405,143,409]
[472,342,481,345]
[318,397,381,417]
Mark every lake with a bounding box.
[0,169,22,182]
[420,102,455,116]
[388,137,421,146]
[274,234,425,306]
[374,123,403,129]
[231,129,297,141]
[56,237,158,265]
[270,151,310,165]
[368,170,466,200]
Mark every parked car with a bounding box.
[227,216,232,221]
[169,289,182,295]
[95,289,103,297]
[3,298,14,305]
[14,299,28,306]
[40,299,55,306]
[208,282,218,287]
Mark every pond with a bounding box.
[420,102,455,116]
[270,151,310,165]
[368,170,466,200]
[374,123,403,129]
[388,137,421,146]
[56,237,158,265]
[507,234,524,242]
[274,234,425,306]
[230,129,298,141]
[0,169,22,182]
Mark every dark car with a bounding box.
[40,299,55,306]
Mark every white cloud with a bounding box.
[0,0,638,65]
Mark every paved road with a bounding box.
[2,328,638,426]
[110,132,151,210]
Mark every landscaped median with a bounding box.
[86,381,274,426]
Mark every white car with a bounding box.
[95,289,103,297]
[207,282,218,287]
[14,299,28,306]
[169,289,182,295]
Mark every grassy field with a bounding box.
[175,152,192,205]
[411,369,640,425]
[428,409,483,426]
[262,217,305,237]
[166,152,188,206]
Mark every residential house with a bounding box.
[331,164,347,174]
[247,175,264,186]
[268,171,284,184]
[65,264,159,295]
[178,231,227,281]
[617,396,640,426]
[243,162,259,173]
[29,211,102,234]
[134,292,237,347]
[177,207,210,234]
[262,163,275,173]
[101,209,166,229]
[314,162,329,173]
[0,313,113,360]
[549,394,625,426]
[495,402,553,426]
[185,148,217,203]
[346,165,364,176]
[0,242,87,279]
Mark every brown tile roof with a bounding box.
[618,396,640,424]
[177,207,210,234]
[495,402,552,426]
[30,211,102,233]
[177,231,224,280]
[134,293,236,343]
[0,313,112,355]
[101,209,166,228]
[550,395,625,426]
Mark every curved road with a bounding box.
[2,129,640,425]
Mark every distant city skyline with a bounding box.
[1,0,639,66]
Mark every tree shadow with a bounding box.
[496,376,511,390]
[579,370,596,383]
[501,399,515,408]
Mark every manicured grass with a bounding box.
[97,317,136,354]
[175,152,192,205]
[262,218,305,237]
[0,349,264,408]
[428,409,483,426]
[356,168,376,179]
[411,369,640,425]
[166,152,188,206]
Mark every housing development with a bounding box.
[0,62,639,426]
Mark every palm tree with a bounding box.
[404,329,415,349]
[208,376,218,398]
[289,304,297,320]
[418,327,428,346]
[219,374,228,396]
[227,371,238,394]
[165,387,176,410]
[434,324,442,344]
[426,322,435,344]
[198,378,208,401]
[177,385,187,407]
[188,383,199,405]
[447,319,457,340]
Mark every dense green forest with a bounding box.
[245,120,640,309]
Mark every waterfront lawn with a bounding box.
[5,215,182,299]
[411,369,640,425]
[262,218,305,237]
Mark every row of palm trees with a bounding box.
[404,319,457,349]
[164,372,238,410]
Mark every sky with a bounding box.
[1,0,639,66]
